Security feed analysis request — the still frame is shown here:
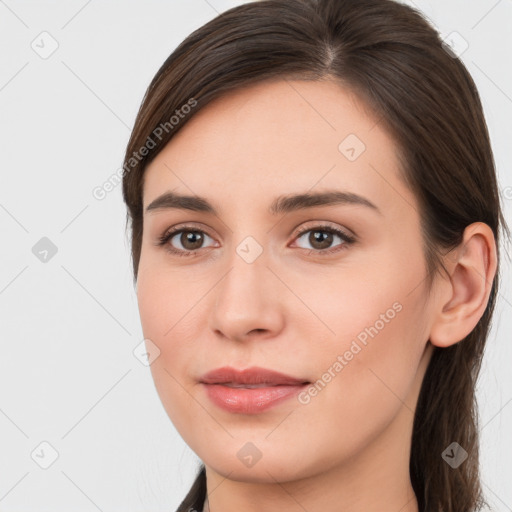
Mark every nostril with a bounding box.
[248,328,266,335]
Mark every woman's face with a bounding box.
[136,78,437,482]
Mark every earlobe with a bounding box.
[429,222,497,348]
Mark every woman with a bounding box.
[121,0,510,511]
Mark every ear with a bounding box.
[429,222,498,348]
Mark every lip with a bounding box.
[200,366,310,414]
[200,366,308,386]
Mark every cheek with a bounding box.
[136,268,207,443]
[289,239,427,357]
[300,243,430,416]
[278,286,429,470]
[136,257,205,340]
[136,264,198,381]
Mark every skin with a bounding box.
[136,78,497,512]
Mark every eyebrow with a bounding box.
[145,190,382,216]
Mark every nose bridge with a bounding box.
[209,238,283,340]
[215,240,268,316]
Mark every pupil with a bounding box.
[310,231,332,249]
[182,231,203,249]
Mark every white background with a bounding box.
[0,1,511,511]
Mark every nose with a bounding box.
[208,248,285,343]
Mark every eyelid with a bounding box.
[160,220,353,240]
[159,221,216,240]
[157,219,356,256]
[290,220,355,240]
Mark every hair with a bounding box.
[121,0,510,510]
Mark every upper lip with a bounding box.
[200,366,310,386]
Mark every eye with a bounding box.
[156,222,356,258]
[157,226,217,257]
[292,224,356,255]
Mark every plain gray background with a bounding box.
[0,1,511,511]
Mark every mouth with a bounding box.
[199,366,311,414]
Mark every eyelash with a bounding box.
[156,224,356,258]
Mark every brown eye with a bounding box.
[306,230,334,250]
[294,226,354,253]
[157,227,217,257]
[178,231,205,250]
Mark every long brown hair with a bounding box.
[121,1,510,510]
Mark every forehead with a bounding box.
[142,78,409,215]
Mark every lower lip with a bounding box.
[201,383,309,414]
